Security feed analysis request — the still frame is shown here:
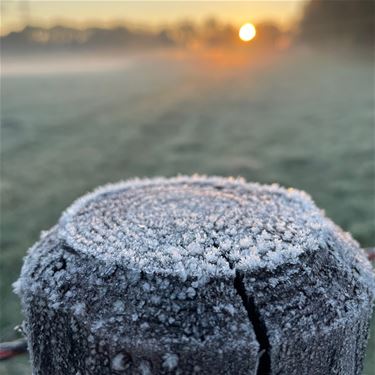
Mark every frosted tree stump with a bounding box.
[15,176,374,375]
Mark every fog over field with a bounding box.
[1,46,374,373]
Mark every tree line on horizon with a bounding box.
[1,0,373,54]
[1,20,285,54]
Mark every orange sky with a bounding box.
[1,1,307,36]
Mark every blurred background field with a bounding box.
[1,1,374,374]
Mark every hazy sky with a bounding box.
[1,1,307,35]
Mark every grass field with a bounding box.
[1,48,374,374]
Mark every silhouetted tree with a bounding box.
[299,0,374,47]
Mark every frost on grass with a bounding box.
[16,176,375,374]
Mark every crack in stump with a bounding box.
[220,252,271,374]
[233,270,271,375]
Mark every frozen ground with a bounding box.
[1,47,374,374]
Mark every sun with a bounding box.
[239,23,256,42]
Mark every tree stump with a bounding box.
[15,176,375,374]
